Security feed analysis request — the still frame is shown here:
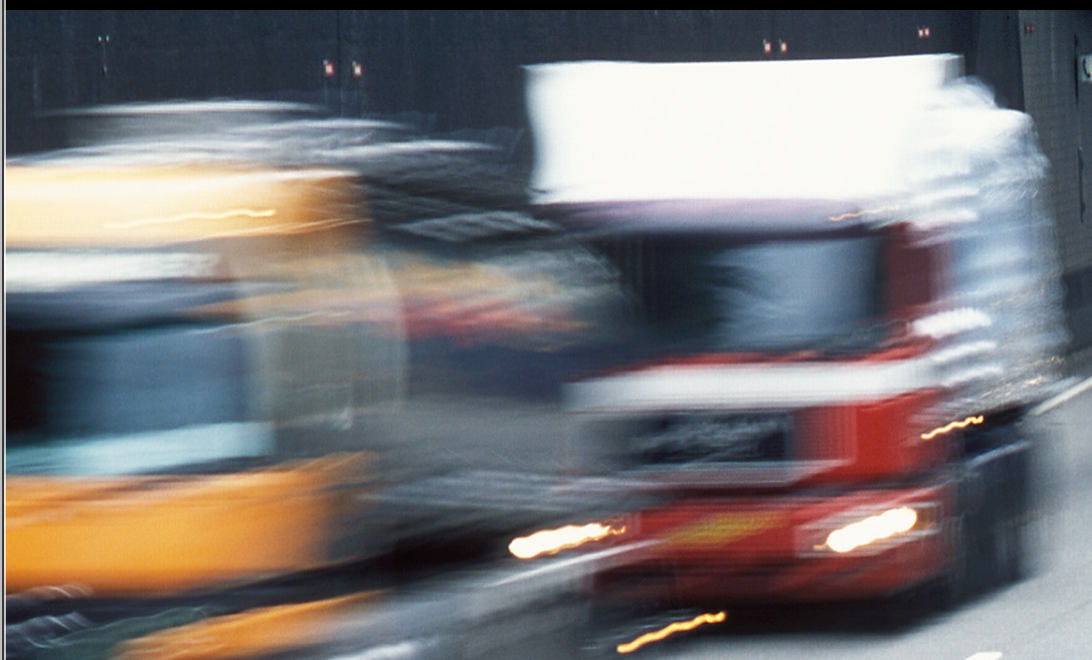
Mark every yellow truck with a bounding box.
[6,145,402,657]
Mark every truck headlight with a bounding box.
[798,502,938,557]
[825,506,917,553]
[509,521,627,560]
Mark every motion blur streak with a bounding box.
[825,507,918,553]
[114,592,379,660]
[200,216,361,238]
[105,207,276,230]
[921,415,986,440]
[615,611,727,654]
[508,522,625,560]
[828,205,900,222]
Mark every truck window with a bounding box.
[612,234,888,355]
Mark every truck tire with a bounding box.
[940,515,971,609]
[950,425,1033,602]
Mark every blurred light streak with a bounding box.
[8,583,94,601]
[828,205,900,222]
[921,415,985,440]
[825,506,917,553]
[105,207,276,230]
[615,611,727,654]
[200,216,359,238]
[911,308,993,339]
[508,522,625,560]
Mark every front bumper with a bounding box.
[591,482,953,604]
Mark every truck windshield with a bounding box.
[617,234,888,355]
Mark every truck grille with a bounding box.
[630,412,794,467]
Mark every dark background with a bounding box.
[4,10,1022,155]
[9,10,1092,354]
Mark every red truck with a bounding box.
[515,55,1067,611]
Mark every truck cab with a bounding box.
[517,55,1066,607]
[554,203,966,604]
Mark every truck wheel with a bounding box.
[940,516,970,608]
[997,516,1029,584]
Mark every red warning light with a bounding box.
[917,26,931,39]
[352,61,363,79]
[779,40,788,53]
[763,40,773,54]
[324,60,335,78]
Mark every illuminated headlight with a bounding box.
[509,521,626,560]
[825,507,917,553]
[799,503,937,557]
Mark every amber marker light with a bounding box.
[616,611,727,654]
[508,522,625,560]
[921,415,985,440]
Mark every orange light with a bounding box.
[616,611,727,654]
[921,415,985,440]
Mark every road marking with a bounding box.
[964,652,1002,660]
[1030,375,1092,416]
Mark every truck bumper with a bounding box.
[592,481,953,604]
